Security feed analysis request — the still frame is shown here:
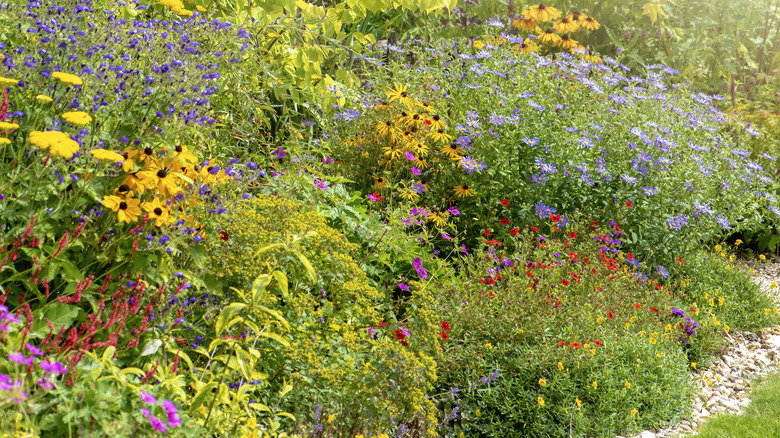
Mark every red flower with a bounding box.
[549,213,560,222]
[675,257,685,265]
[219,231,229,241]
[530,226,539,232]
[633,303,642,310]
[441,332,449,340]
[561,279,569,286]
[655,284,663,290]
[483,230,491,236]
[501,199,509,207]
[593,339,603,346]
[625,201,632,208]
[499,219,510,225]
[608,311,614,320]
[375,322,388,327]
[371,192,382,201]
[592,268,598,275]
[568,232,577,239]
[626,252,635,260]
[401,340,409,347]
[395,330,406,340]
[650,307,659,313]
[571,342,583,348]
[558,341,567,347]
[510,228,520,236]
[425,119,432,126]
[442,321,450,331]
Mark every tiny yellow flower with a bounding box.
[378,434,390,438]
[327,414,335,424]
[706,377,712,385]
[61,111,93,126]
[538,378,547,387]
[557,362,564,371]
[630,409,638,416]
[0,122,19,131]
[583,343,590,349]
[589,348,596,355]
[625,322,630,330]
[714,244,722,252]
[691,362,697,369]
[649,337,657,345]
[575,397,582,408]
[657,352,663,357]
[772,282,777,289]
[473,40,484,50]
[625,381,631,390]
[718,296,724,306]
[485,343,493,349]
[760,254,766,261]
[591,381,597,390]
[596,317,604,324]
[247,417,257,429]
[735,239,742,246]
[537,396,545,407]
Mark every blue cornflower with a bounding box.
[338,109,360,121]
[643,186,657,196]
[412,182,426,194]
[621,175,638,185]
[534,202,556,219]
[656,265,669,278]
[715,215,730,229]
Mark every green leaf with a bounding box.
[273,270,288,296]
[259,331,290,347]
[252,274,272,304]
[216,303,247,336]
[292,250,317,282]
[254,305,290,330]
[140,339,163,357]
[189,382,218,413]
[59,259,84,281]
[30,303,81,339]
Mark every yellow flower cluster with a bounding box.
[512,4,601,56]
[155,0,193,17]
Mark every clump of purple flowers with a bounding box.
[138,389,182,433]
[670,308,700,344]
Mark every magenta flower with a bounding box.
[141,408,168,433]
[139,391,157,404]
[39,360,67,375]
[162,400,181,428]
[26,343,42,356]
[9,352,34,366]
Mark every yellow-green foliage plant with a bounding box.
[206,193,441,436]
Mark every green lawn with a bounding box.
[693,371,780,438]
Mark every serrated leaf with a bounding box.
[641,3,665,26]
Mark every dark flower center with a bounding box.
[433,115,440,121]
[400,92,408,98]
[546,28,555,34]
[413,114,420,120]
[157,169,168,178]
[144,147,153,155]
[118,184,130,192]
[119,202,128,210]
[175,145,183,153]
[154,207,163,215]
[538,3,546,9]
[386,121,392,126]
[462,185,470,190]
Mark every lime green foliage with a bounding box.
[693,371,780,438]
[207,194,440,435]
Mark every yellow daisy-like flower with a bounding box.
[90,149,124,162]
[527,3,560,22]
[398,189,420,201]
[386,82,410,105]
[138,165,183,197]
[575,398,582,408]
[649,337,657,345]
[375,120,400,141]
[426,114,446,131]
[428,129,453,144]
[625,381,631,389]
[553,18,579,34]
[28,130,79,158]
[374,176,387,190]
[170,144,197,164]
[557,362,564,371]
[538,29,562,45]
[567,11,586,23]
[513,16,539,32]
[0,76,18,87]
[36,95,54,103]
[473,40,484,50]
[0,138,10,145]
[591,381,598,390]
[581,16,600,31]
[0,122,19,131]
[427,211,448,227]
[101,195,142,223]
[142,197,172,227]
[440,143,462,160]
[130,146,159,165]
[381,144,405,161]
[538,378,547,387]
[52,71,83,86]
[537,396,545,407]
[121,173,150,194]
[557,35,579,50]
[453,185,473,198]
[630,409,638,416]
[61,111,93,126]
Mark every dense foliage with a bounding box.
[0,0,778,437]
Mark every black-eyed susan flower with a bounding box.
[440,143,462,160]
[553,17,579,33]
[427,211,447,227]
[386,82,412,106]
[90,149,124,162]
[399,189,420,201]
[582,16,600,30]
[51,71,83,86]
[170,144,197,164]
[199,163,228,185]
[375,120,400,141]
[427,114,447,131]
[567,11,585,23]
[102,195,141,223]
[513,15,538,31]
[29,131,79,158]
[138,165,183,196]
[142,197,172,227]
[453,185,473,198]
[121,173,150,194]
[557,34,579,50]
[61,111,93,126]
[527,3,560,22]
[428,129,453,144]
[539,29,562,45]
[374,176,387,190]
[382,144,405,161]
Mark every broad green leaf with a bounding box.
[273,270,288,296]
[30,303,81,339]
[254,305,290,330]
[140,339,163,356]
[249,402,272,412]
[292,250,317,282]
[641,3,665,26]
[216,303,247,336]
[189,382,218,413]
[259,331,290,347]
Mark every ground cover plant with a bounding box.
[0,1,779,437]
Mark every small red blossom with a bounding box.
[424,119,432,126]
[499,218,510,225]
[375,322,388,326]
[571,342,583,348]
[483,230,491,236]
[625,201,632,208]
[395,330,406,340]
[608,311,614,320]
[561,279,569,286]
[401,340,408,347]
[593,339,603,346]
[655,284,663,290]
[442,321,450,331]
[558,341,567,347]
[675,257,685,265]
[650,307,659,313]
[510,228,520,236]
[549,213,560,222]
[219,231,229,241]
[633,303,642,310]
[501,199,509,207]
[441,332,449,340]
[531,226,539,232]
[568,232,577,239]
